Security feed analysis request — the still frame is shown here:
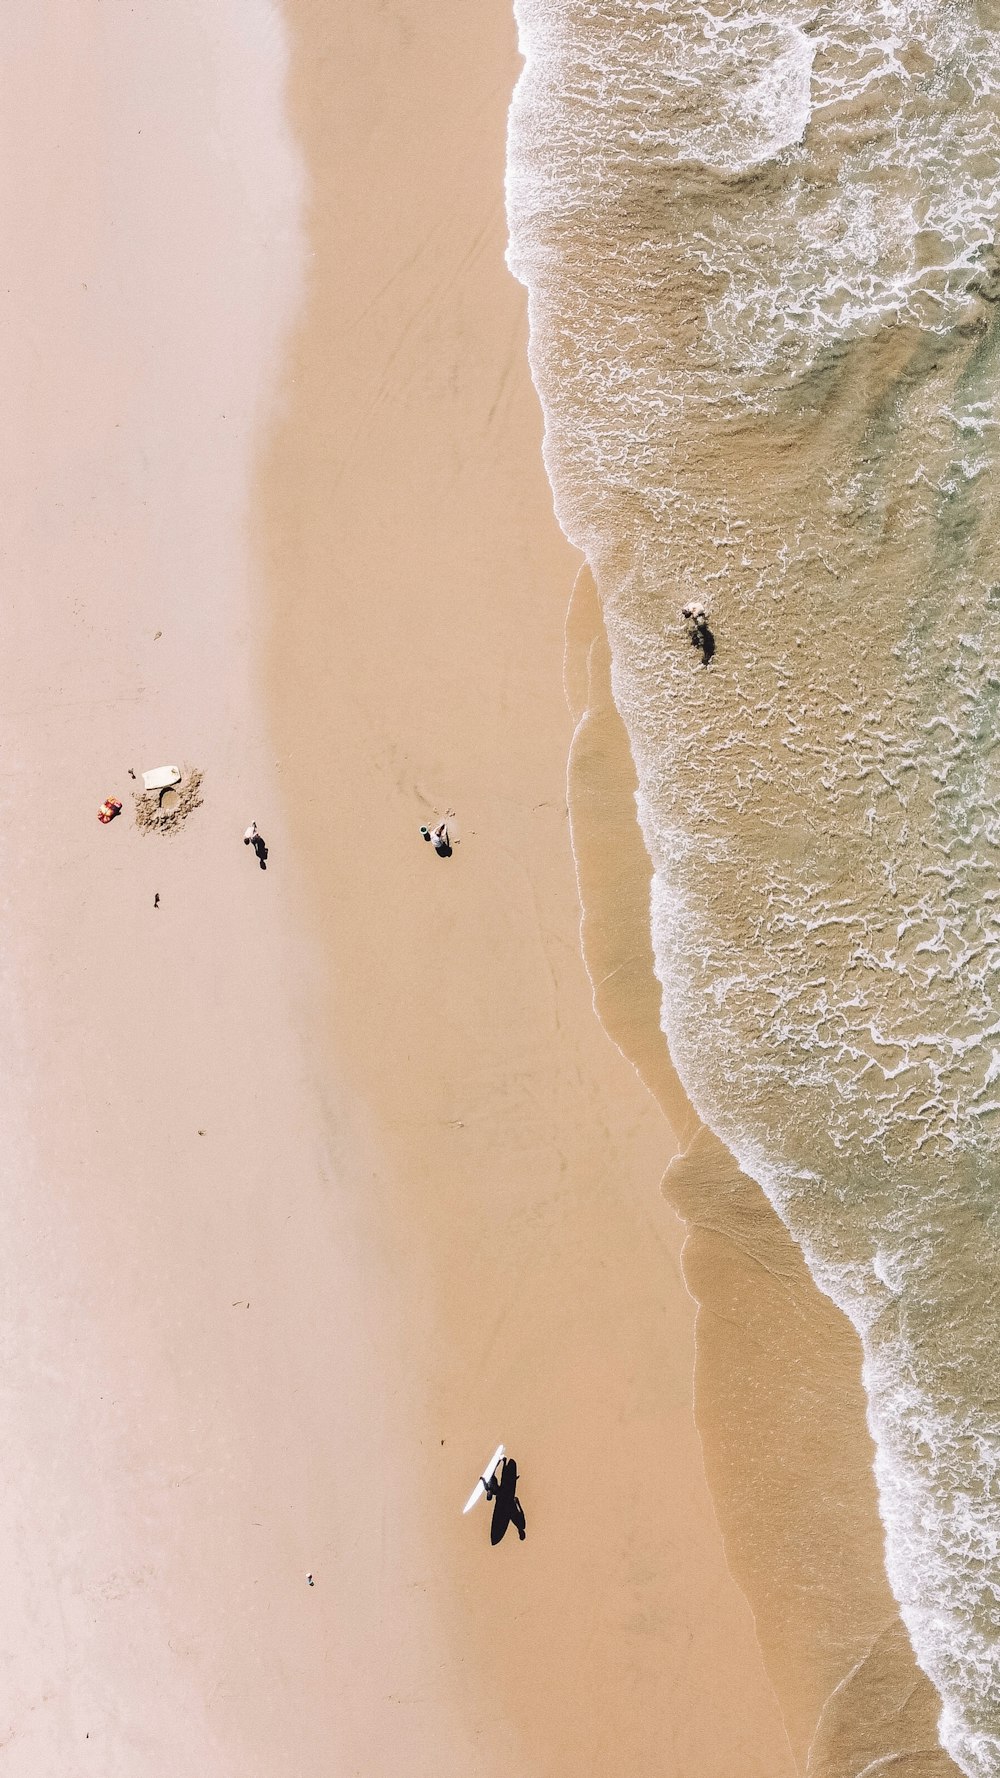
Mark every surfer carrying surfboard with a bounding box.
[477,1456,526,1544]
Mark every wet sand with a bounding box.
[257,0,806,1771]
[567,566,960,1777]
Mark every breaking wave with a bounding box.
[507,3,1000,1772]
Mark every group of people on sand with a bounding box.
[245,816,450,867]
[453,602,714,1550]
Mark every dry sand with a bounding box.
[0,0,956,1775]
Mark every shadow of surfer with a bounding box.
[483,1456,526,1544]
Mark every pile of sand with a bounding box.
[133,768,203,836]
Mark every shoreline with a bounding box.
[255,0,802,1769]
[565,564,958,1773]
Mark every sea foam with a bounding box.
[508,3,1000,1772]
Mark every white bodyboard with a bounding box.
[142,765,182,792]
[462,1444,504,1514]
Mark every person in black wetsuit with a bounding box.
[483,1456,526,1544]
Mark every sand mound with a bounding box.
[133,768,204,835]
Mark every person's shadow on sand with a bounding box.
[252,834,268,871]
[484,1457,526,1545]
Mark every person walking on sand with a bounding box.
[244,821,268,869]
[483,1456,526,1544]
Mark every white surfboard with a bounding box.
[462,1444,504,1514]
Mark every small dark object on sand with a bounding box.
[153,892,160,908]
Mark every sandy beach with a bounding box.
[1,0,787,1770]
[0,0,966,1773]
[258,0,804,1769]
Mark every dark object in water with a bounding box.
[681,600,715,665]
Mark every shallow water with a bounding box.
[507,4,1000,1772]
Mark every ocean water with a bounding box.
[506,4,1000,1773]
